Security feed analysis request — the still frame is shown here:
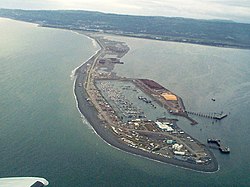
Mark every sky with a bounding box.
[0,0,250,23]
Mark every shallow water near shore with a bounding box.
[0,18,250,186]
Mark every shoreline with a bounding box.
[73,33,218,173]
[1,17,218,172]
[44,24,250,51]
[1,17,249,51]
[41,23,250,50]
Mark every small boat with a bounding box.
[211,98,216,101]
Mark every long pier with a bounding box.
[186,111,228,120]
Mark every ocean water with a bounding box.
[112,36,250,186]
[0,18,249,187]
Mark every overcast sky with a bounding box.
[0,0,250,23]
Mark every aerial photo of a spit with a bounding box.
[74,32,229,172]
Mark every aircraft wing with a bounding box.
[0,177,49,187]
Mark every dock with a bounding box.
[187,111,228,120]
[213,114,228,120]
[207,139,230,153]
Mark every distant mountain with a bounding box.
[1,9,250,49]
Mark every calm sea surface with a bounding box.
[0,18,249,186]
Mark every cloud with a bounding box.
[45,0,250,22]
[0,0,250,23]
[45,0,142,12]
[126,0,250,22]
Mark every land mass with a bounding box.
[74,32,218,172]
[0,14,223,171]
[0,8,250,49]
